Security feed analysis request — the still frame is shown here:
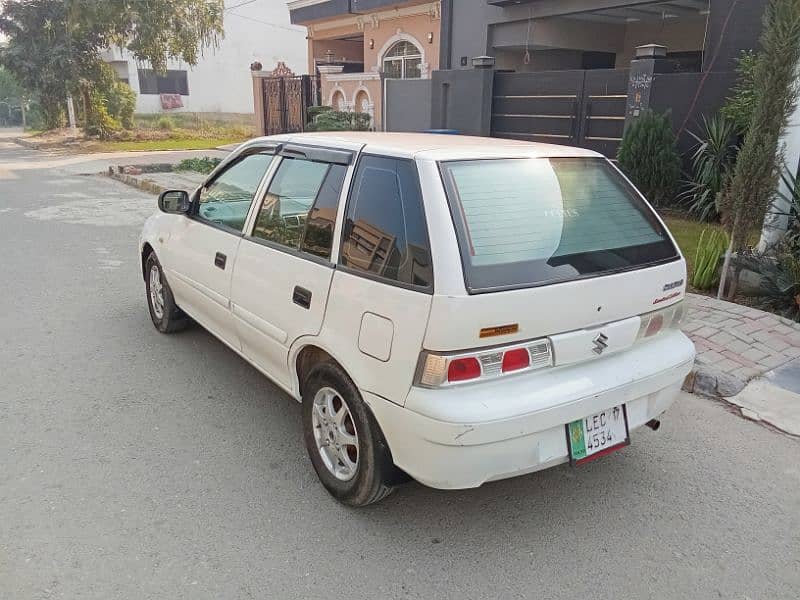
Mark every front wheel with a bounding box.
[302,362,395,507]
[144,253,189,333]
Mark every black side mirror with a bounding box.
[158,189,191,214]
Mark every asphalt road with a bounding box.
[1,135,799,599]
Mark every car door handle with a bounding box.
[214,252,227,270]
[293,286,312,309]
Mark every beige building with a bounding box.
[288,0,442,129]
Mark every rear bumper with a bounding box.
[363,331,695,490]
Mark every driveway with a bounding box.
[1,137,799,599]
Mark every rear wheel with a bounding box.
[302,362,395,506]
[145,252,189,333]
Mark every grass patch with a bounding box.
[661,212,758,284]
[662,214,724,280]
[91,136,245,152]
[23,112,254,153]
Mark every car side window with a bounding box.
[251,158,347,258]
[197,152,275,231]
[340,155,433,289]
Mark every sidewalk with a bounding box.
[683,294,800,436]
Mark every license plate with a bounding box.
[566,404,630,466]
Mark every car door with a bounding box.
[161,146,277,347]
[230,144,353,389]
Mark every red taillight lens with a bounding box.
[447,357,481,382]
[502,348,530,372]
[645,313,664,337]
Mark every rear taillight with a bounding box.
[447,357,481,382]
[416,339,553,388]
[637,301,686,340]
[502,348,530,372]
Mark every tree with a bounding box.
[0,0,224,134]
[717,0,800,299]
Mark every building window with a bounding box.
[382,40,422,80]
[137,69,189,95]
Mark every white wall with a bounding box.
[760,69,800,249]
[121,0,307,114]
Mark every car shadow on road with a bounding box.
[160,321,681,529]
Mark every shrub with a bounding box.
[307,105,333,122]
[175,156,222,174]
[732,249,800,321]
[307,110,371,132]
[84,89,120,138]
[156,115,176,131]
[692,228,729,289]
[617,110,681,207]
[680,114,738,222]
[105,81,136,129]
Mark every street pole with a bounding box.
[20,97,26,130]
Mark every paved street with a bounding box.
[1,135,799,599]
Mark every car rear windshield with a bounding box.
[439,157,679,293]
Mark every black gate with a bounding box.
[261,75,317,136]
[491,69,629,158]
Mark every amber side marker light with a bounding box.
[479,324,519,338]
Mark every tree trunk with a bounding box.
[717,238,735,300]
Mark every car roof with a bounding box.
[254,132,604,161]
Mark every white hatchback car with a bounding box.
[139,132,695,506]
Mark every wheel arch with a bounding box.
[141,242,155,280]
[291,341,358,402]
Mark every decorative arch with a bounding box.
[376,31,428,78]
[353,86,374,127]
[353,86,372,112]
[329,87,346,111]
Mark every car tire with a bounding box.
[302,361,396,507]
[144,252,190,334]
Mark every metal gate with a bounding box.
[491,69,629,158]
[261,75,317,136]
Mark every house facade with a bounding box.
[104,0,307,115]
[444,0,766,74]
[288,0,443,128]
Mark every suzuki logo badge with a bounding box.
[592,333,609,355]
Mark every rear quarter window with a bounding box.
[340,155,433,291]
[439,157,678,292]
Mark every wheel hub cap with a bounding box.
[149,265,165,319]
[311,387,359,481]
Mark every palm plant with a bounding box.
[680,114,738,222]
[732,249,800,321]
[775,166,800,251]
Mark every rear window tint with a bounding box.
[340,155,433,290]
[440,158,678,292]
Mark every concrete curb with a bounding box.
[682,360,748,398]
[13,136,80,150]
[107,170,168,195]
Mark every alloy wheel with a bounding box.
[311,386,360,481]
